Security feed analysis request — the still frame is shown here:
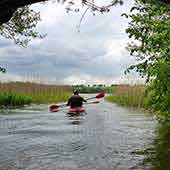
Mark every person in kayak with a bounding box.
[67,90,87,108]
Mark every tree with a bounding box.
[125,0,170,120]
[0,0,168,46]
[0,0,169,25]
[0,0,124,25]
[0,7,42,47]
[0,0,124,45]
[0,0,169,72]
[0,0,123,72]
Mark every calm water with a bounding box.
[0,100,167,170]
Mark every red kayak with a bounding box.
[49,92,104,113]
[68,107,85,115]
[49,105,85,114]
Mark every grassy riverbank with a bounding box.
[0,82,72,107]
[106,85,148,109]
[106,84,170,124]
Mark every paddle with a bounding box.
[85,100,100,104]
[85,92,105,100]
[49,92,105,112]
[50,100,100,112]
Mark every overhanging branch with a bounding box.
[0,0,123,25]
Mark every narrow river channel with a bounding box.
[0,100,164,170]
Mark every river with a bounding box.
[0,100,169,170]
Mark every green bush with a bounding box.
[124,0,170,121]
[0,92,32,107]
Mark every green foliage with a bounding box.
[0,0,124,47]
[0,67,6,73]
[0,6,43,47]
[73,84,113,93]
[124,0,170,121]
[0,92,32,107]
[73,85,98,93]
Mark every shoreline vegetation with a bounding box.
[106,85,170,123]
[0,83,149,109]
[0,82,72,108]
[105,84,156,115]
[106,85,147,108]
[0,83,113,108]
[1,82,169,123]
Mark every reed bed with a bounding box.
[0,82,72,107]
[0,92,32,106]
[106,85,147,108]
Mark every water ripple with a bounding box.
[0,101,156,170]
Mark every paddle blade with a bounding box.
[85,100,100,105]
[96,92,105,99]
[92,100,100,104]
[49,104,59,112]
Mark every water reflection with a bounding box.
[67,114,85,125]
[68,118,82,125]
[143,123,170,170]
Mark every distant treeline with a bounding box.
[73,84,116,93]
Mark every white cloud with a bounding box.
[0,0,138,85]
[103,38,129,62]
[0,73,23,82]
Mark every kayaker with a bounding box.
[67,90,87,108]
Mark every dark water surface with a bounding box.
[0,101,158,170]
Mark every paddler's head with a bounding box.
[73,90,79,95]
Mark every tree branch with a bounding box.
[0,0,169,25]
[0,0,49,24]
[0,0,124,25]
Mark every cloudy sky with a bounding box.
[0,0,142,85]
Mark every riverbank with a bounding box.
[106,85,146,107]
[106,85,170,124]
[0,82,72,108]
